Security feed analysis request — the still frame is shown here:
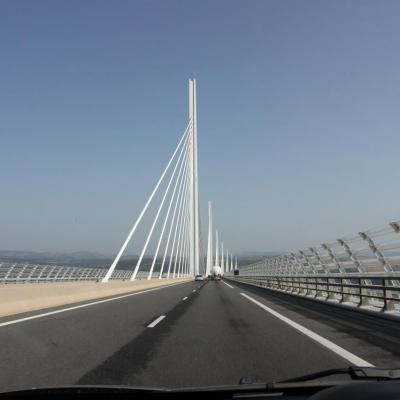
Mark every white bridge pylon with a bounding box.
[205,201,237,277]
[102,79,201,282]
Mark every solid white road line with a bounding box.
[240,292,374,368]
[0,281,189,328]
[182,297,188,301]
[147,315,166,328]
[222,281,234,289]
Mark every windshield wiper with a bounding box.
[279,366,400,383]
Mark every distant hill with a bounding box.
[0,250,112,268]
[0,250,109,259]
[0,250,170,270]
[238,251,283,257]
[0,250,280,269]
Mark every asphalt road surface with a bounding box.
[1,278,399,392]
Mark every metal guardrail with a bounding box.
[232,274,400,313]
[0,263,164,284]
[224,221,400,314]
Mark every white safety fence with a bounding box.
[0,263,167,284]
[226,221,400,314]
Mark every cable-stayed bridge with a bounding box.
[0,80,400,392]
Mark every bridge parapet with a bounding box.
[0,263,161,284]
[0,277,190,318]
[226,221,400,315]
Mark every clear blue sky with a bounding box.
[1,0,400,255]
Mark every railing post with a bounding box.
[295,276,300,294]
[358,278,364,307]
[309,247,327,297]
[314,277,318,298]
[289,276,294,293]
[325,277,330,300]
[382,278,396,312]
[360,277,374,307]
[337,238,363,304]
[340,277,345,303]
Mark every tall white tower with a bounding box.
[215,229,219,267]
[206,201,213,276]
[221,242,224,273]
[189,79,200,276]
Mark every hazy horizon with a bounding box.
[0,249,281,259]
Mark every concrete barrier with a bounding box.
[0,278,191,318]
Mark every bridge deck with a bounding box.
[0,280,399,391]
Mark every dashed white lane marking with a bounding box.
[0,281,189,328]
[182,297,188,301]
[147,315,166,328]
[240,292,374,368]
[222,281,234,289]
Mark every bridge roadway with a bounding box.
[0,279,399,392]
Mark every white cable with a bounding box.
[172,171,190,278]
[159,148,190,278]
[178,175,191,277]
[102,122,191,282]
[178,195,189,277]
[183,191,191,277]
[148,144,190,279]
[180,224,187,277]
[215,229,219,267]
[185,196,190,276]
[168,164,190,278]
[175,188,188,278]
[182,195,190,276]
[132,132,190,280]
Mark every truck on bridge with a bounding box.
[211,266,222,280]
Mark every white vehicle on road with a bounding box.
[211,266,222,280]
